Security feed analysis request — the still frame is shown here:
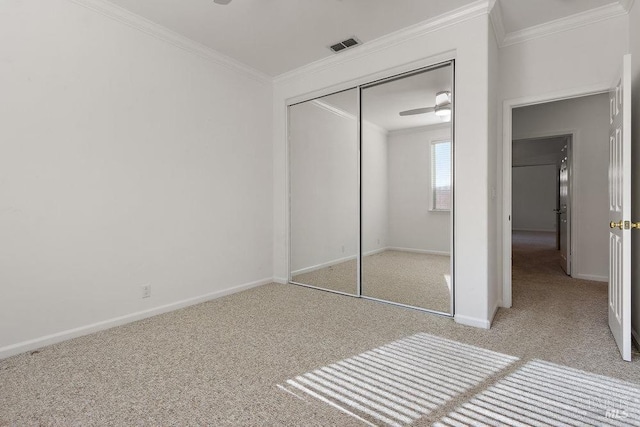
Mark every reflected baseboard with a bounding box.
[291,248,388,276]
[291,254,359,276]
[387,247,450,256]
[291,247,450,277]
[363,247,388,257]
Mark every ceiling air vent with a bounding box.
[329,37,361,54]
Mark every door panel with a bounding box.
[608,54,631,361]
[289,89,359,295]
[559,157,570,275]
[360,63,454,315]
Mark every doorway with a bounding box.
[503,91,611,308]
[512,135,572,276]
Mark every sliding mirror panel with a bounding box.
[289,89,359,295]
[361,63,454,314]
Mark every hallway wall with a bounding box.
[512,165,558,232]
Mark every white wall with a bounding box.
[512,94,610,281]
[497,16,629,303]
[387,126,451,254]
[499,16,629,102]
[274,13,493,328]
[362,124,389,254]
[0,0,273,356]
[487,19,500,321]
[512,165,557,232]
[628,0,640,342]
[289,101,358,272]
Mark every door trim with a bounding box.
[501,83,609,308]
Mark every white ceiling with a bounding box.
[105,0,622,77]
[106,0,475,76]
[361,65,453,132]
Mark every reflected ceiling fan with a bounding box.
[213,0,232,4]
[399,91,452,120]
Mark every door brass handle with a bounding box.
[610,220,640,230]
[610,221,624,229]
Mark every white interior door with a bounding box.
[559,157,570,275]
[608,54,632,362]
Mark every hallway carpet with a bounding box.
[1,233,638,425]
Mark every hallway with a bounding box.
[495,231,621,368]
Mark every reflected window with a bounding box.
[431,140,451,211]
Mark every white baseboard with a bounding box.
[488,299,502,327]
[387,247,450,256]
[632,328,640,352]
[572,273,608,282]
[454,314,491,329]
[273,276,288,284]
[0,277,272,360]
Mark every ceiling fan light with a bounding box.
[435,91,451,106]
[434,104,451,117]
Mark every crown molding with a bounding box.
[274,0,491,85]
[67,0,271,84]
[311,100,389,135]
[501,2,628,47]
[311,100,356,122]
[618,0,635,13]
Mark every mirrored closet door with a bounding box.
[289,61,454,315]
[361,63,454,314]
[289,89,359,295]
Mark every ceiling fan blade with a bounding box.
[213,0,232,4]
[399,107,435,116]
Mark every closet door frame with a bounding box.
[287,59,456,317]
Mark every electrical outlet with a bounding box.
[341,245,345,253]
[142,284,151,299]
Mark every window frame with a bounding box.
[430,139,452,212]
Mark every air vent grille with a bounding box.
[329,37,361,53]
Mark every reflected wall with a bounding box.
[289,89,358,295]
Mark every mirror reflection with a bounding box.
[361,64,453,313]
[289,89,358,294]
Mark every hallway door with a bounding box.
[559,156,570,275]
[608,54,632,361]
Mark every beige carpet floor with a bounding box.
[1,233,638,426]
[292,250,451,313]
